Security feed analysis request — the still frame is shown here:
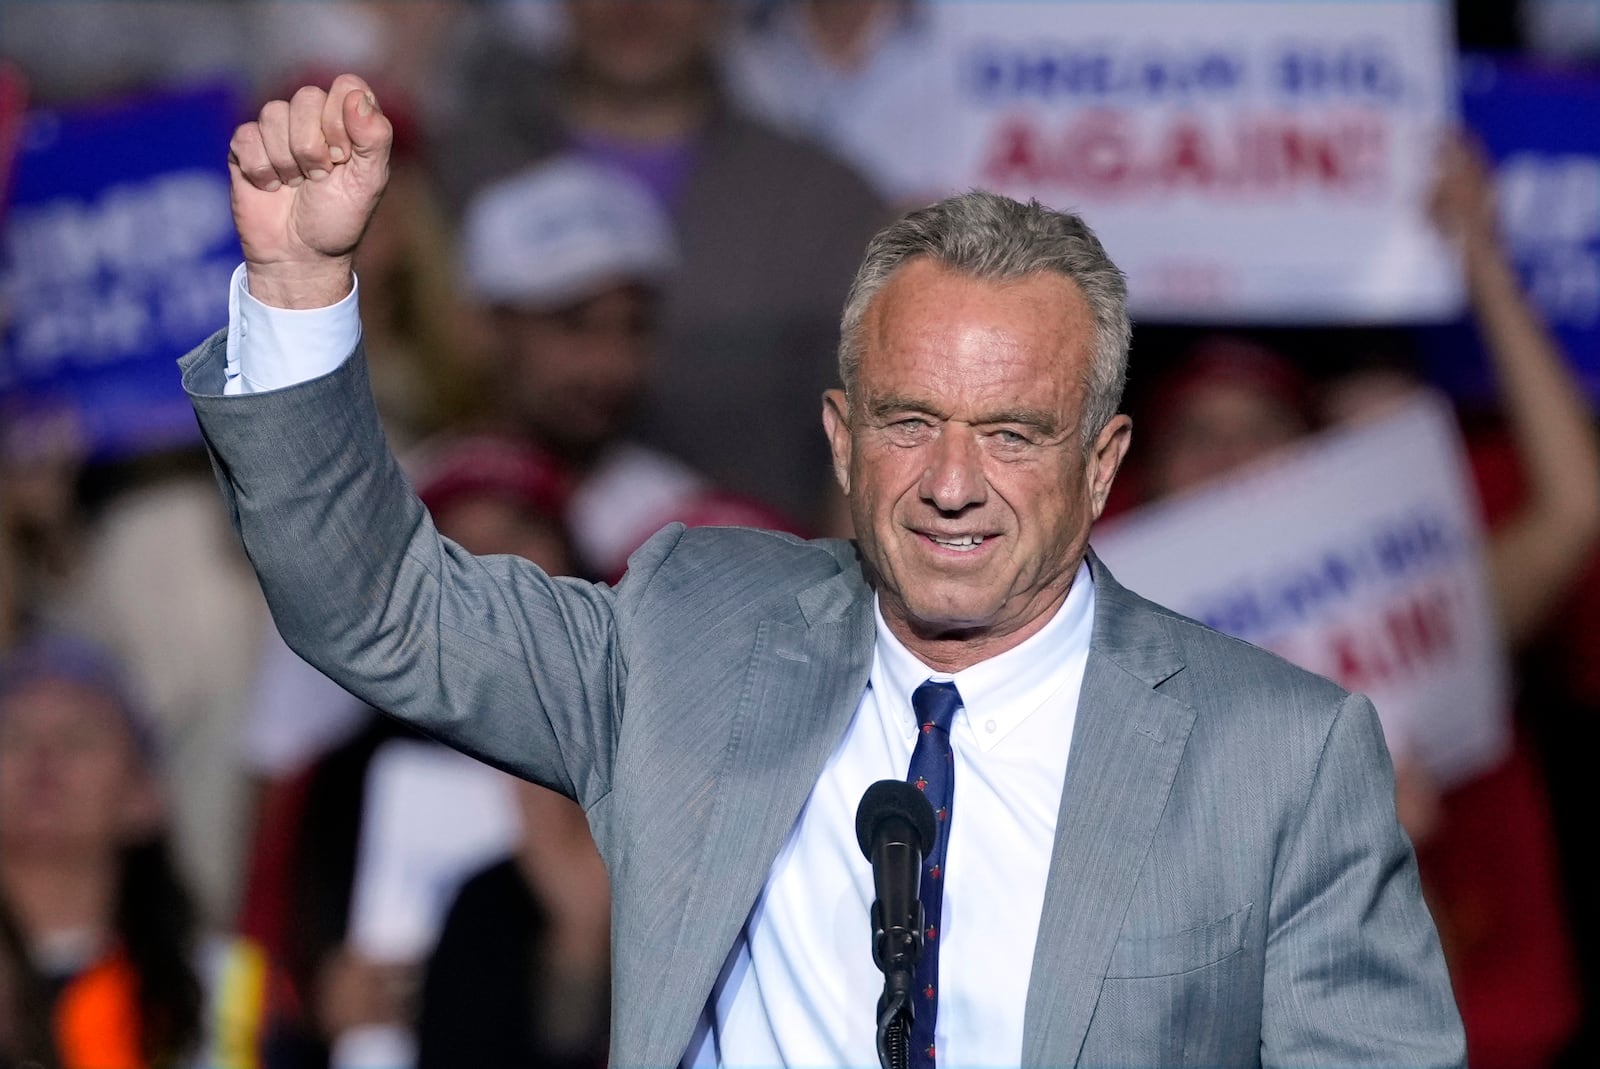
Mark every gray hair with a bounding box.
[838,191,1131,447]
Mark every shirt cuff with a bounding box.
[223,263,362,395]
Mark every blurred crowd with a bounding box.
[2,2,1599,1068]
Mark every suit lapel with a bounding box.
[1021,553,1197,1067]
[646,552,877,1062]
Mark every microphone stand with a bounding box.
[876,978,914,1069]
[856,781,935,1069]
[870,851,923,1069]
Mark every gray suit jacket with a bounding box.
[182,335,1465,1069]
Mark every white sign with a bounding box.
[1094,394,1508,787]
[335,742,521,1069]
[924,1,1462,321]
[345,740,520,962]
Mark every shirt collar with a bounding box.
[870,560,1096,752]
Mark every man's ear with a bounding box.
[821,388,853,495]
[1087,413,1133,520]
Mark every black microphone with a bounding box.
[855,779,938,1069]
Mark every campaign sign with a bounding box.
[1094,394,1508,787]
[1422,55,1600,402]
[1,85,240,459]
[925,1,1461,322]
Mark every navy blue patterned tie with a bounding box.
[907,680,960,1069]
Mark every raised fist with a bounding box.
[228,74,392,308]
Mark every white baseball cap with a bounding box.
[460,155,678,308]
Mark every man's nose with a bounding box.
[920,424,988,512]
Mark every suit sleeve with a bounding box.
[1260,691,1466,1068]
[181,331,647,805]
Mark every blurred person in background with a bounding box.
[457,154,804,581]
[1132,333,1316,505]
[1132,135,1600,671]
[0,635,281,1069]
[431,0,887,528]
[415,778,610,1069]
[721,0,949,207]
[2,69,271,918]
[1323,135,1600,654]
[1318,135,1600,1069]
[0,30,495,933]
[38,448,267,928]
[1126,334,1454,841]
[1126,135,1599,1069]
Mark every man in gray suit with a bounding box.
[192,76,1464,1068]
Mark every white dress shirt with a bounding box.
[222,263,359,395]
[685,573,1091,1069]
[225,269,1094,1067]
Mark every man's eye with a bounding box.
[888,417,932,432]
[992,429,1030,445]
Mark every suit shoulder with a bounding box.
[615,524,860,607]
[1178,613,1345,702]
[1105,580,1352,716]
[1103,586,1385,824]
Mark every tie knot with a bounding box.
[912,680,962,734]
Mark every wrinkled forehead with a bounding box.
[865,258,1096,344]
[856,261,1097,401]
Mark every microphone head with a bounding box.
[855,778,938,860]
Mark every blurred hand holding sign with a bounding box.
[925,0,1462,321]
[1,85,240,460]
[1094,394,1509,788]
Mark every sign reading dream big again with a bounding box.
[924,0,1461,322]
[1094,394,1509,788]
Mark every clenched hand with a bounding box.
[228,73,392,309]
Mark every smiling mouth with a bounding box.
[925,533,987,552]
